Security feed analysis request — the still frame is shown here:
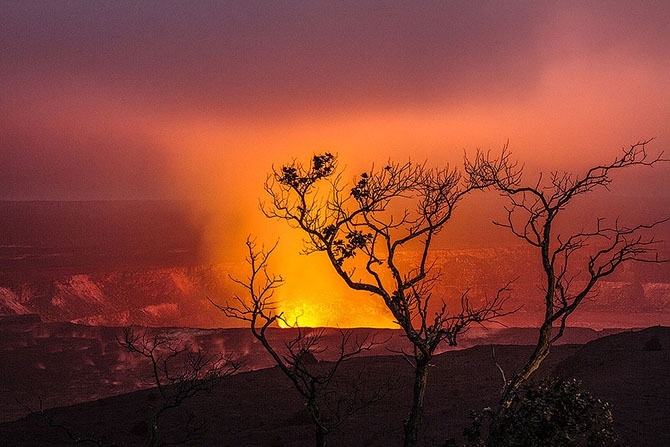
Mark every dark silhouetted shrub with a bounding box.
[464,377,621,447]
[644,335,662,351]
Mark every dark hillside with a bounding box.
[554,326,670,446]
[0,315,616,425]
[2,327,667,446]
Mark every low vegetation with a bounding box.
[463,377,620,447]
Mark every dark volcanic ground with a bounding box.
[0,314,621,424]
[1,326,668,446]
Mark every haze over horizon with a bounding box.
[2,2,669,328]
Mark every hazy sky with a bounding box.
[2,0,669,198]
[2,1,670,327]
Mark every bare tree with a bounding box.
[119,326,240,447]
[466,139,669,412]
[22,328,238,447]
[211,237,386,447]
[262,153,513,447]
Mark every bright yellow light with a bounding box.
[270,235,396,328]
[275,289,397,329]
[276,301,334,328]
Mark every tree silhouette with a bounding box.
[467,140,668,444]
[212,238,387,447]
[119,326,240,446]
[22,327,239,447]
[262,153,514,447]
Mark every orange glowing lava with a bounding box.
[270,239,396,329]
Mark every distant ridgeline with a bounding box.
[0,200,205,274]
[0,200,668,329]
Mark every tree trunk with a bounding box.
[484,323,554,446]
[315,426,327,447]
[498,235,556,409]
[307,399,328,447]
[499,322,553,409]
[403,359,430,447]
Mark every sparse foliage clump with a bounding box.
[464,377,621,447]
[643,334,663,351]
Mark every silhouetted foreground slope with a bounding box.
[1,326,667,446]
[0,314,616,424]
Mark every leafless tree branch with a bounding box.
[211,236,387,447]
[261,150,516,447]
[118,326,240,446]
[468,139,669,411]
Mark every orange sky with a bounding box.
[2,2,669,327]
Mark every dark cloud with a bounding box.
[553,1,670,57]
[2,1,557,116]
[1,1,669,200]
[4,1,669,117]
